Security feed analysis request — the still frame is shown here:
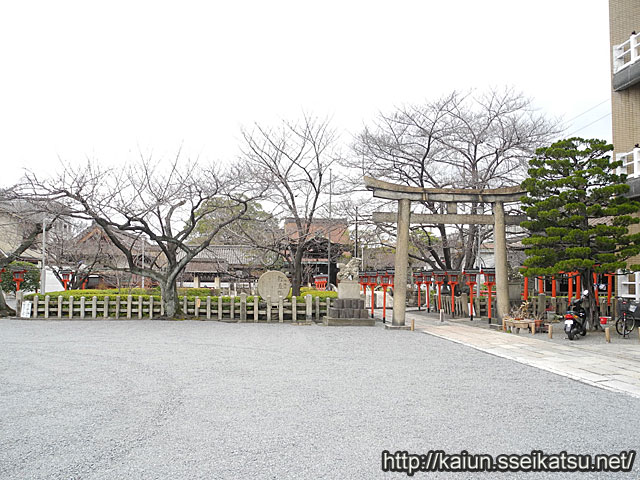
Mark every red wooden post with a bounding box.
[434,272,447,312]
[423,271,433,312]
[568,272,573,302]
[523,275,529,301]
[537,276,544,294]
[446,271,460,317]
[365,272,377,318]
[481,268,496,323]
[379,270,394,324]
[413,271,424,311]
[358,272,366,296]
[551,275,556,298]
[605,273,613,306]
[463,269,480,321]
[575,272,581,294]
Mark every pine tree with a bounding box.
[521,138,640,328]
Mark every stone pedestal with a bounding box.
[324,280,374,326]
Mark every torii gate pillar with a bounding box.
[393,198,411,326]
[493,201,510,321]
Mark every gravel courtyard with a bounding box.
[1,320,639,479]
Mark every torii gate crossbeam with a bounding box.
[364,176,525,327]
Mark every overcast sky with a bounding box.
[0,0,612,186]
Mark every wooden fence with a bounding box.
[21,293,331,323]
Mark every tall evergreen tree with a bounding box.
[521,138,640,327]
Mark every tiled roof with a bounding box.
[179,245,271,273]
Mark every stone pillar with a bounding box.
[494,201,510,320]
[392,198,411,326]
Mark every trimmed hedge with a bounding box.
[25,287,338,303]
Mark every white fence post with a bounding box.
[305,294,312,322]
[253,296,259,322]
[240,293,247,322]
[292,297,297,322]
[267,296,272,322]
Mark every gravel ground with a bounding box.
[1,320,639,479]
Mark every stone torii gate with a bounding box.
[364,176,526,327]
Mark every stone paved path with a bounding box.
[403,310,640,399]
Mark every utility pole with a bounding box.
[354,206,358,258]
[40,220,46,294]
[141,239,145,288]
[327,169,332,288]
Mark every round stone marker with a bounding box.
[257,271,291,300]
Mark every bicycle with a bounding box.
[616,297,638,337]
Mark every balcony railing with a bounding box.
[613,32,640,74]
[616,147,640,179]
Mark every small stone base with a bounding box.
[384,324,412,330]
[323,316,376,327]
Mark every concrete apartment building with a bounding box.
[610,0,640,299]
[609,0,640,300]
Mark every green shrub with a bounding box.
[1,261,40,293]
[293,289,337,301]
[177,287,211,296]
[25,287,337,303]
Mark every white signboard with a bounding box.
[20,301,32,318]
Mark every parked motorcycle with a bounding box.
[564,290,589,340]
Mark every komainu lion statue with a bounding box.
[337,258,361,281]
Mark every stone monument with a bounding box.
[257,271,291,299]
[324,258,374,326]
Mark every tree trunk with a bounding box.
[291,246,305,296]
[438,225,452,269]
[160,281,180,318]
[0,291,15,317]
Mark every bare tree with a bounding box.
[351,88,559,270]
[25,156,255,317]
[240,115,339,295]
[0,187,54,315]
